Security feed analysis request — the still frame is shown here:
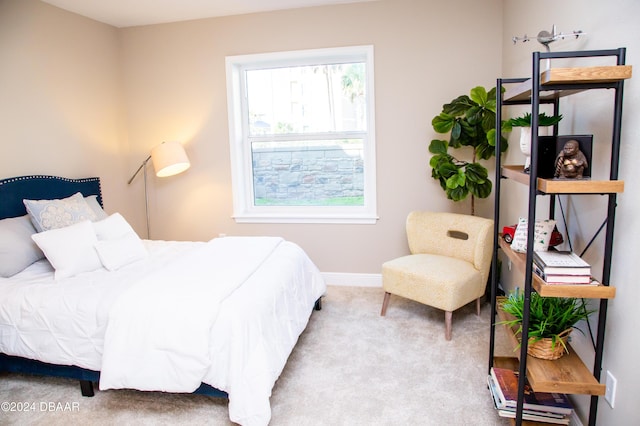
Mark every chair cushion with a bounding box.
[382,253,484,312]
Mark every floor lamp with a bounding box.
[127,141,191,239]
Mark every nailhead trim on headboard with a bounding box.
[0,175,101,185]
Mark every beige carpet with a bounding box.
[0,286,511,425]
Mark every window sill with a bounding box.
[232,213,379,224]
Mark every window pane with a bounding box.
[246,63,366,135]
[252,139,364,206]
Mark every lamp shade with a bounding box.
[150,141,190,178]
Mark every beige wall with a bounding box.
[500,0,640,423]
[0,0,131,213]
[119,0,503,273]
[1,0,503,275]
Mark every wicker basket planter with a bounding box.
[527,329,572,360]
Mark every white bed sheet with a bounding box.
[0,237,326,426]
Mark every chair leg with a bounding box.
[381,292,391,316]
[445,311,452,340]
[476,297,481,316]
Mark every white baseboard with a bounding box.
[321,272,382,287]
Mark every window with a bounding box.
[225,46,377,224]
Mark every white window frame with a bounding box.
[225,45,377,224]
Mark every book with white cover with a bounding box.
[533,250,591,275]
[532,263,594,284]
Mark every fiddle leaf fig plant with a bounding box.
[429,86,510,214]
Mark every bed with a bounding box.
[0,175,326,426]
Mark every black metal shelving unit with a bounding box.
[488,48,630,426]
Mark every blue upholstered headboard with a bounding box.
[0,175,102,220]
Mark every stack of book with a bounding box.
[533,250,593,285]
[488,367,573,424]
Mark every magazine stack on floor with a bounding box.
[532,250,593,285]
[488,367,573,424]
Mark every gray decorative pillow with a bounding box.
[0,215,45,278]
[24,192,97,232]
[85,195,109,220]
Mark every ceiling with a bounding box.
[41,0,376,28]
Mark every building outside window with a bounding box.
[226,45,377,223]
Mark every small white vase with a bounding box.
[520,126,551,173]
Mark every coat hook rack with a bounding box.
[512,25,585,51]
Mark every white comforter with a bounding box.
[0,237,326,426]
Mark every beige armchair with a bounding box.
[380,211,494,340]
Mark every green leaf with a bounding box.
[428,139,449,155]
[486,129,497,147]
[442,95,475,116]
[437,162,459,178]
[464,163,487,183]
[465,106,483,125]
[467,179,492,198]
[451,121,462,141]
[447,185,468,201]
[469,86,488,106]
[432,113,454,133]
[445,170,465,189]
[481,110,496,131]
[475,142,495,160]
[454,119,476,146]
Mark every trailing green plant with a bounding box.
[507,112,563,127]
[429,86,510,215]
[499,291,595,353]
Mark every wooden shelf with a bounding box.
[496,298,606,396]
[501,165,624,194]
[504,65,632,102]
[498,238,616,299]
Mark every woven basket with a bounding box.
[526,329,572,360]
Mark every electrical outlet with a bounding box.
[605,370,617,408]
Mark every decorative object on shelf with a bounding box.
[512,25,586,52]
[502,223,563,247]
[429,86,510,215]
[498,291,595,360]
[535,135,593,180]
[555,139,589,179]
[507,113,563,174]
[510,217,557,253]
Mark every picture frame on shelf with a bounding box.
[537,135,593,179]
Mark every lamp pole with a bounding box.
[127,154,152,239]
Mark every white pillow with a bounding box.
[24,192,97,232]
[93,213,139,240]
[511,217,556,253]
[93,213,148,270]
[95,235,148,271]
[31,220,103,280]
[0,215,45,277]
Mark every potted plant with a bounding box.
[498,291,594,360]
[429,86,510,215]
[507,112,563,173]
